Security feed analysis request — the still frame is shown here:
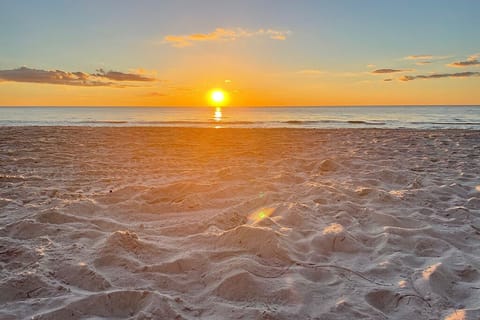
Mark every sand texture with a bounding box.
[1,127,480,319]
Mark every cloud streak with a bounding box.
[404,55,433,60]
[95,69,155,82]
[403,54,451,62]
[163,27,290,47]
[399,71,480,81]
[448,55,480,67]
[415,61,432,66]
[0,66,156,87]
[371,68,409,74]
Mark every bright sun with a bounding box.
[209,89,227,105]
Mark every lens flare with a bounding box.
[247,207,276,225]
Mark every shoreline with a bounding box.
[1,125,480,130]
[2,106,480,131]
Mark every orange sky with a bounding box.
[1,1,479,106]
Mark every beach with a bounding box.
[1,126,479,319]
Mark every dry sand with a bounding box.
[0,127,480,320]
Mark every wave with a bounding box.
[347,120,387,125]
[77,120,129,124]
[1,119,479,129]
[76,120,258,125]
[284,120,330,124]
[283,120,386,125]
[411,121,480,126]
[70,119,480,126]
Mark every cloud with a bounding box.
[448,55,480,67]
[404,55,451,60]
[163,27,291,47]
[0,67,109,86]
[371,68,409,74]
[403,55,451,64]
[366,64,376,68]
[95,69,155,82]
[404,55,433,60]
[383,78,393,82]
[415,61,432,66]
[399,71,480,81]
[0,66,156,87]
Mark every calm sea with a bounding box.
[1,106,480,129]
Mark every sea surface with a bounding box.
[1,106,480,129]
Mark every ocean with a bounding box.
[1,106,479,129]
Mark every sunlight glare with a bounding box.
[209,89,228,106]
[212,91,224,102]
[323,223,344,235]
[422,262,441,280]
[444,309,466,320]
[214,107,222,121]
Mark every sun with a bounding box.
[212,90,224,103]
[209,89,227,105]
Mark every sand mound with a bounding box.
[54,263,111,291]
[216,225,290,261]
[33,290,181,319]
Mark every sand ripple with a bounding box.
[1,127,480,319]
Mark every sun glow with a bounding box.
[209,89,228,106]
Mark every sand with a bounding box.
[0,127,479,320]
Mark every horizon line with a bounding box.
[1,104,480,108]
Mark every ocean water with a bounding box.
[0,106,480,129]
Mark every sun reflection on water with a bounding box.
[214,107,222,122]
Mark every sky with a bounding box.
[0,0,479,106]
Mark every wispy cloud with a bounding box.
[163,27,291,47]
[371,68,409,74]
[403,54,451,61]
[95,68,156,82]
[448,54,480,67]
[404,55,433,60]
[399,71,480,81]
[403,54,452,66]
[415,61,432,66]
[0,66,156,87]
